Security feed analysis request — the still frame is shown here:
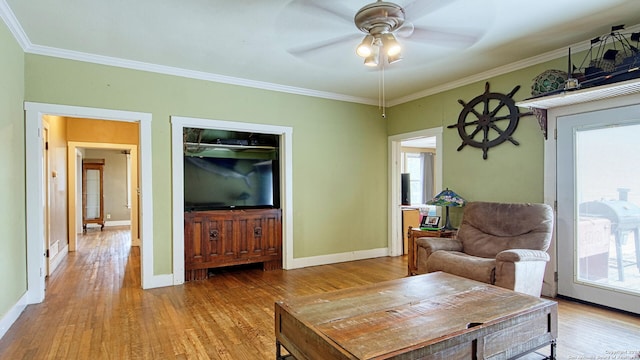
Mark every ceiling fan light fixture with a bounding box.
[387,51,403,64]
[382,33,401,57]
[364,46,380,67]
[356,35,375,57]
[364,56,379,67]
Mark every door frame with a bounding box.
[555,101,640,314]
[170,116,294,284]
[25,102,162,305]
[68,142,139,250]
[388,127,443,257]
[544,92,640,301]
[41,119,51,276]
[75,149,83,235]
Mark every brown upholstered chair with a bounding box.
[415,202,554,297]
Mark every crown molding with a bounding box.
[388,46,587,107]
[0,0,375,106]
[0,0,31,50]
[25,43,378,106]
[4,0,638,109]
[388,23,640,107]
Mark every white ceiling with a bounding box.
[4,0,640,105]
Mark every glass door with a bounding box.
[557,104,640,314]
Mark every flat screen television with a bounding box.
[184,154,280,211]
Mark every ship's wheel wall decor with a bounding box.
[448,82,532,160]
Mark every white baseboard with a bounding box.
[49,243,68,275]
[0,291,28,340]
[143,274,174,289]
[166,248,390,287]
[84,220,131,229]
[287,247,390,270]
[105,220,131,227]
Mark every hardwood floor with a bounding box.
[0,227,638,359]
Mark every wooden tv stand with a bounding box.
[184,208,282,281]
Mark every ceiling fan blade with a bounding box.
[294,0,354,25]
[288,33,361,57]
[402,0,460,22]
[395,22,415,38]
[407,25,481,47]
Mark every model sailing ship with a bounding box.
[529,25,640,99]
[577,25,640,87]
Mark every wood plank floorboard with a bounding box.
[0,227,638,359]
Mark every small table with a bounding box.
[407,226,456,276]
[275,272,557,360]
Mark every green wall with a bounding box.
[4,21,588,321]
[388,58,569,224]
[20,51,574,278]
[24,55,388,273]
[0,21,26,319]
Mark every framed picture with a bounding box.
[421,216,440,228]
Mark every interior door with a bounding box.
[557,103,640,314]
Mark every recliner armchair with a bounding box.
[415,201,554,297]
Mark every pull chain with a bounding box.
[379,62,386,118]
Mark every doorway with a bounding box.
[69,143,139,249]
[388,127,443,257]
[42,119,51,276]
[556,102,640,314]
[24,102,158,305]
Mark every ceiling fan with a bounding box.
[285,0,481,67]
[354,1,409,66]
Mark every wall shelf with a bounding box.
[516,78,640,110]
[184,142,276,151]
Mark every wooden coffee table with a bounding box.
[275,272,557,359]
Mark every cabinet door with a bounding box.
[236,214,266,260]
[185,209,282,274]
[202,214,236,264]
[184,214,204,267]
[260,211,282,258]
[236,210,282,260]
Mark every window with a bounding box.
[404,153,423,205]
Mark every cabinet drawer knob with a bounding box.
[209,229,219,240]
[254,227,262,237]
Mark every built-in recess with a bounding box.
[182,128,283,280]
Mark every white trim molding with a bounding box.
[541,92,640,300]
[0,291,28,340]
[387,128,443,257]
[288,248,389,269]
[0,0,30,50]
[388,24,640,107]
[24,102,163,306]
[48,243,68,276]
[4,0,635,108]
[170,116,294,284]
[27,44,378,106]
[104,220,132,227]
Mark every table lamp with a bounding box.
[426,188,467,230]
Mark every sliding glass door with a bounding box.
[557,103,640,313]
